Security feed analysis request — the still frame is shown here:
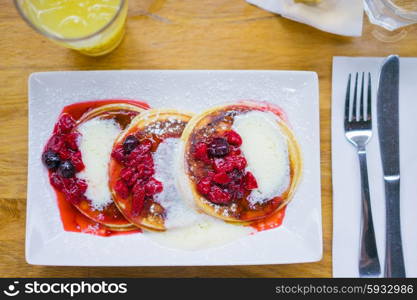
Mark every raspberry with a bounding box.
[126,157,140,168]
[229,184,245,200]
[228,169,244,183]
[212,158,234,173]
[145,178,163,196]
[229,147,241,156]
[70,151,85,172]
[64,132,79,151]
[225,130,242,146]
[76,178,88,194]
[197,177,212,195]
[131,184,145,216]
[114,180,129,199]
[50,172,64,190]
[120,168,134,182]
[127,172,140,187]
[244,172,258,190]
[194,142,210,163]
[226,155,247,170]
[53,113,76,134]
[58,147,72,160]
[208,185,232,205]
[139,153,154,167]
[129,139,152,161]
[132,182,144,195]
[136,164,154,179]
[135,164,145,177]
[213,172,231,185]
[62,178,84,204]
[143,165,155,178]
[62,177,76,189]
[46,135,65,153]
[111,145,125,163]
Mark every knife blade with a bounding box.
[377,55,406,278]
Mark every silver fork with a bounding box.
[344,72,381,277]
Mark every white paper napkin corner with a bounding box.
[332,56,417,277]
[247,0,364,37]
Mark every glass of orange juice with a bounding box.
[14,0,128,56]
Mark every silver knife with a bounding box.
[377,55,406,278]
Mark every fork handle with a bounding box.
[357,149,381,276]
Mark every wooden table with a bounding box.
[1,0,416,278]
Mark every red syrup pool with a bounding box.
[250,206,286,232]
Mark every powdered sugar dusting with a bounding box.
[145,117,185,136]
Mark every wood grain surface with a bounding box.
[0,0,416,278]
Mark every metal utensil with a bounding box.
[344,72,381,277]
[377,55,406,278]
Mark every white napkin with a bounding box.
[332,57,417,277]
[246,0,364,36]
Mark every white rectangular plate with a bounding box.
[27,70,322,266]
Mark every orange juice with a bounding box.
[16,0,128,56]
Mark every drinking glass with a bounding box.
[364,0,417,42]
[14,0,128,56]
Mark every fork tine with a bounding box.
[352,73,359,121]
[359,72,365,121]
[367,72,372,120]
[344,73,351,122]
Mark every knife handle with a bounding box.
[384,178,406,277]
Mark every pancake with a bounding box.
[71,103,145,229]
[178,100,302,224]
[109,109,193,231]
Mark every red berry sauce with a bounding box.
[43,100,149,237]
[109,114,189,230]
[111,137,163,218]
[186,102,290,230]
[193,130,258,205]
